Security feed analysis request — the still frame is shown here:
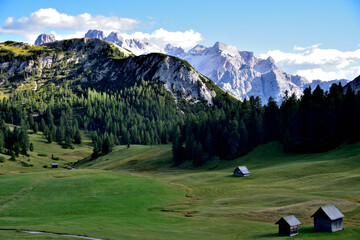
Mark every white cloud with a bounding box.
[295,68,355,81]
[293,43,321,51]
[0,8,203,50]
[0,8,139,41]
[121,28,203,49]
[260,44,360,81]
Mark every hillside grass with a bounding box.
[0,42,53,57]
[0,130,93,175]
[0,142,359,239]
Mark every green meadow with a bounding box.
[0,132,359,239]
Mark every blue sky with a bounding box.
[0,0,359,81]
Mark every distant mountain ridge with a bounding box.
[3,38,219,105]
[85,29,162,55]
[168,42,349,103]
[33,31,349,103]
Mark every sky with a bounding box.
[0,0,359,81]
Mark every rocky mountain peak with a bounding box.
[212,42,240,57]
[34,33,56,45]
[164,44,185,57]
[85,29,105,40]
[105,32,124,45]
[188,44,206,55]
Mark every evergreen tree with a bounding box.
[74,129,82,144]
[102,136,112,154]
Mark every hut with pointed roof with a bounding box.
[233,166,250,177]
[275,215,301,236]
[311,205,344,232]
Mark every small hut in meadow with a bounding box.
[311,205,344,232]
[233,166,250,177]
[275,215,301,236]
[51,163,59,168]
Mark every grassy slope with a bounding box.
[0,141,359,239]
[0,130,93,175]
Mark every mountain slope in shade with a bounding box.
[344,75,360,92]
[34,33,56,45]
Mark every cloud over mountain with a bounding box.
[260,44,360,81]
[0,8,204,50]
[0,8,140,41]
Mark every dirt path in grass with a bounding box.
[0,179,43,207]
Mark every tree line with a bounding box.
[0,77,358,167]
[173,84,360,166]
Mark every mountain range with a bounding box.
[3,38,219,105]
[34,31,350,103]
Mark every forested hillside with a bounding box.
[173,83,360,165]
[0,39,359,167]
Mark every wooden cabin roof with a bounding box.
[311,205,344,220]
[275,215,301,226]
[235,166,250,174]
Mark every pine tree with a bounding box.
[33,122,38,134]
[102,136,112,154]
[29,142,34,152]
[10,150,16,161]
[14,142,20,157]
[74,129,82,144]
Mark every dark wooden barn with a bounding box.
[311,205,344,232]
[51,163,59,168]
[233,166,250,177]
[275,215,301,236]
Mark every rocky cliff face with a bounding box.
[85,29,105,40]
[169,42,304,103]
[0,38,217,105]
[84,29,162,55]
[34,33,56,45]
[164,42,348,103]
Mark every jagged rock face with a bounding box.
[0,38,217,105]
[112,54,216,104]
[34,33,56,45]
[85,29,105,40]
[164,44,185,57]
[105,32,124,45]
[164,42,349,103]
[85,30,162,55]
[165,42,349,103]
[174,41,306,103]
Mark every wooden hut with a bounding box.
[233,166,250,177]
[275,215,301,236]
[311,205,344,232]
[51,163,59,168]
